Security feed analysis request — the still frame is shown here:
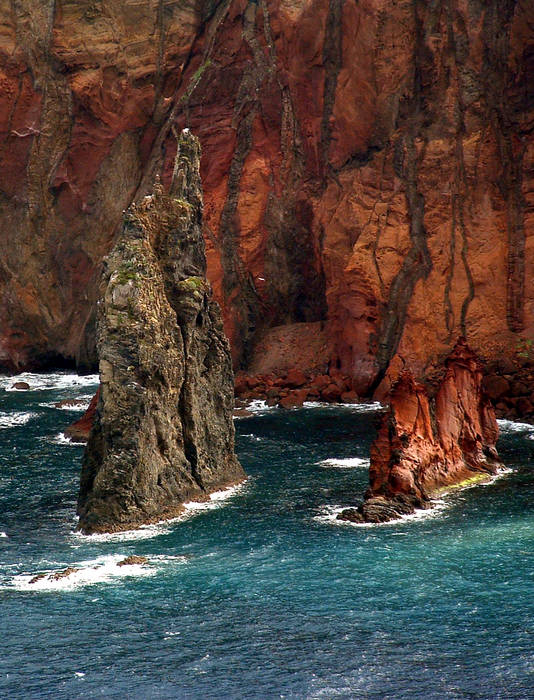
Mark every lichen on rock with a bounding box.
[77,130,244,535]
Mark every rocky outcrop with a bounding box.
[77,130,244,535]
[339,339,502,523]
[0,1,532,411]
[64,389,99,443]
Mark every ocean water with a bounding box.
[0,373,533,699]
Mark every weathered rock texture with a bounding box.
[339,339,502,523]
[77,130,244,534]
[1,1,533,407]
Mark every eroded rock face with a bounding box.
[339,339,502,523]
[77,130,244,535]
[0,1,532,405]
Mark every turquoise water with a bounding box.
[1,373,533,699]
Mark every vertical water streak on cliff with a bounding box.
[218,91,259,365]
[372,1,433,387]
[446,0,474,338]
[482,1,526,333]
[260,0,328,330]
[320,0,345,180]
[134,2,230,201]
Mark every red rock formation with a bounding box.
[64,389,99,443]
[0,1,533,407]
[340,339,502,523]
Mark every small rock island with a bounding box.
[339,339,502,524]
[77,130,244,534]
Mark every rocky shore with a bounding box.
[235,370,357,409]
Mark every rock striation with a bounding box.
[339,339,502,523]
[0,1,533,421]
[77,130,244,535]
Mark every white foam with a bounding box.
[39,397,92,412]
[73,481,248,542]
[0,411,37,429]
[0,531,7,538]
[315,466,514,529]
[48,432,84,446]
[7,554,157,592]
[0,372,99,392]
[238,399,383,414]
[183,483,246,511]
[315,500,448,528]
[346,401,383,412]
[497,418,534,434]
[318,456,370,469]
[243,399,276,414]
[436,466,514,496]
[303,401,383,412]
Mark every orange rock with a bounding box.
[340,391,358,404]
[321,384,342,402]
[285,369,307,388]
[309,375,331,391]
[278,389,308,408]
[0,0,531,404]
[234,375,249,396]
[362,339,502,520]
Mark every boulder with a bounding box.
[482,375,511,400]
[285,369,307,388]
[11,382,30,390]
[321,384,342,402]
[117,556,148,567]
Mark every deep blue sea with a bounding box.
[1,372,533,699]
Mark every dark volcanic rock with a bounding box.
[117,556,148,567]
[48,567,80,581]
[11,382,30,391]
[77,130,244,535]
[341,339,503,523]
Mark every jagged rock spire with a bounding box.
[77,130,244,534]
[339,338,502,524]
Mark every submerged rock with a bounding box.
[29,567,81,583]
[49,567,80,581]
[117,556,148,567]
[11,382,30,391]
[341,339,503,523]
[77,130,244,535]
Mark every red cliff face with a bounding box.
[0,1,533,398]
[340,338,502,523]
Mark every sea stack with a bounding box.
[77,130,244,534]
[339,338,502,524]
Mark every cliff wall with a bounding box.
[1,0,533,395]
